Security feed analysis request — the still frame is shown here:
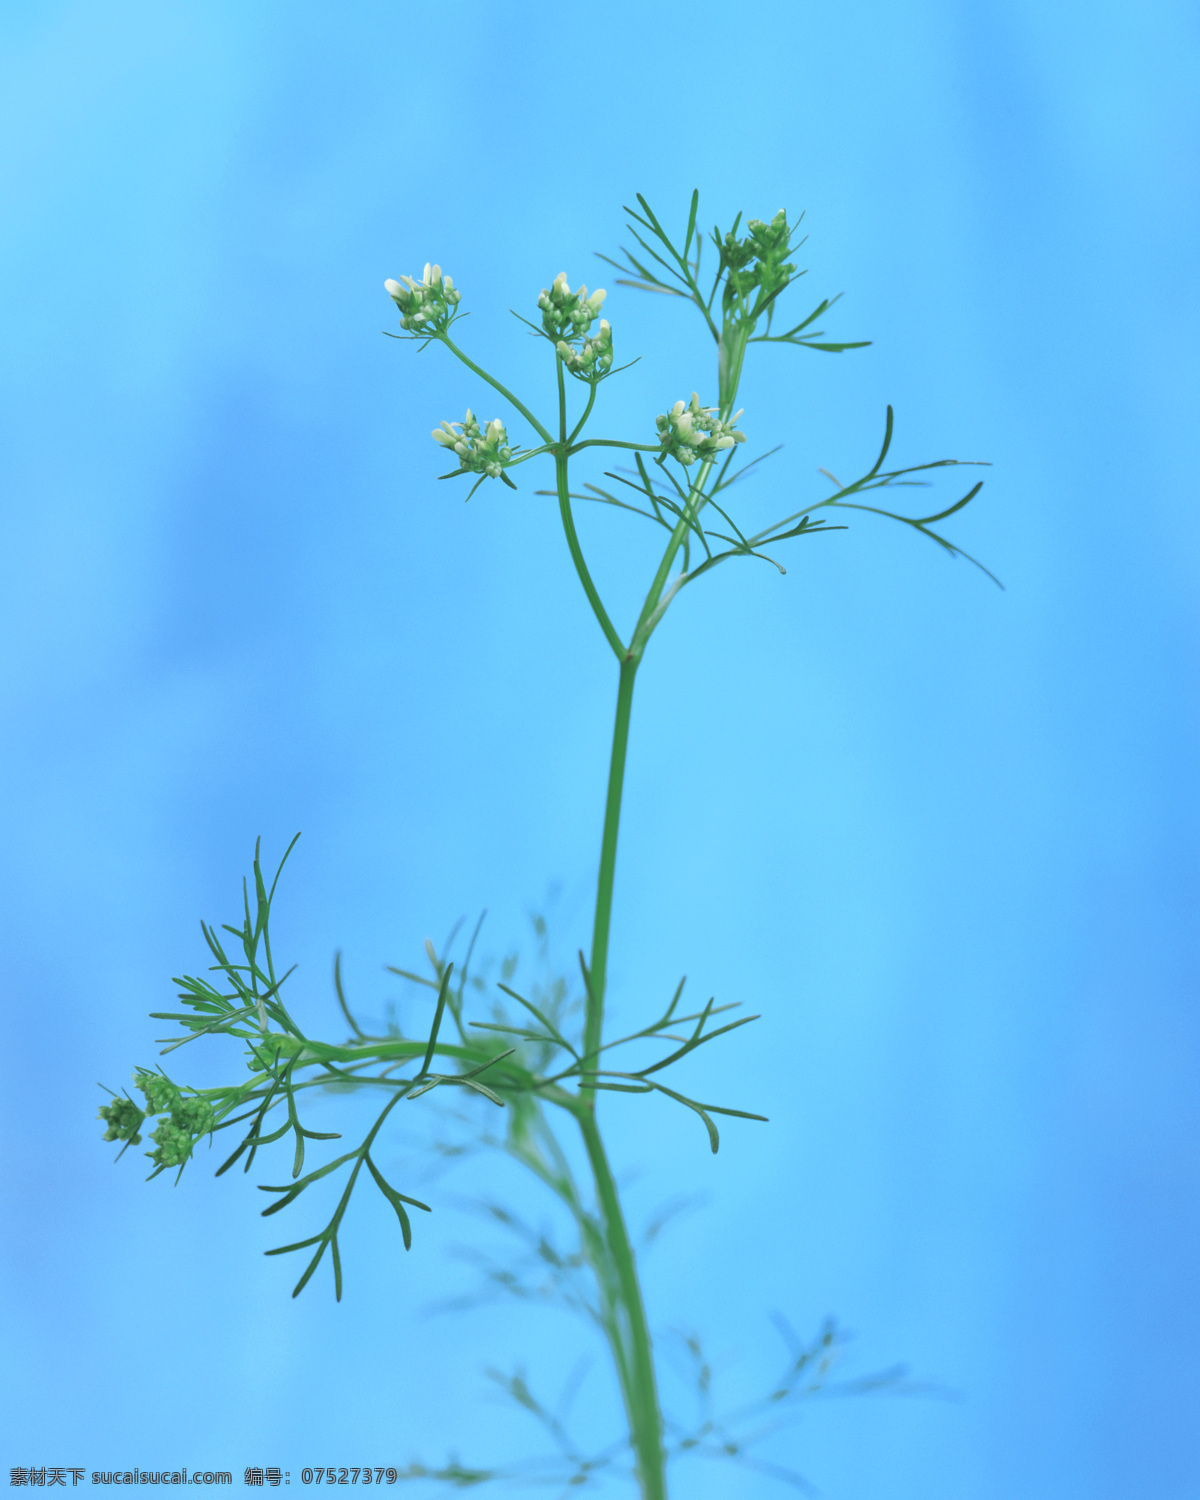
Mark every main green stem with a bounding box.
[578,1102,664,1498]
[553,353,663,1495]
[577,655,669,1498]
[559,317,751,1499]
[584,655,637,1070]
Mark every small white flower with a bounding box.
[539,274,611,363]
[430,408,515,483]
[386,264,461,330]
[656,392,748,464]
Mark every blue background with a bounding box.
[2,1,1198,1495]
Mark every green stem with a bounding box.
[578,1108,666,1500]
[583,656,637,1072]
[568,438,662,455]
[718,319,751,411]
[566,380,598,447]
[628,322,752,660]
[575,653,665,1491]
[627,459,715,661]
[438,332,555,445]
[562,312,755,1500]
[555,360,626,661]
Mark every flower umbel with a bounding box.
[385,263,462,333]
[135,1068,180,1116]
[655,393,747,466]
[556,319,613,380]
[537,272,606,341]
[538,273,614,381]
[146,1094,215,1172]
[433,409,515,479]
[98,1068,216,1176]
[98,1095,145,1147]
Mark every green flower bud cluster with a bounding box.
[537,272,607,341]
[146,1095,214,1170]
[432,409,514,478]
[99,1068,215,1170]
[555,319,613,380]
[384,263,461,333]
[655,393,747,466]
[98,1095,146,1146]
[720,210,797,306]
[136,1068,180,1115]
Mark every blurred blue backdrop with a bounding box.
[2,1,1197,1496]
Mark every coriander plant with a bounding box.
[100,192,992,1497]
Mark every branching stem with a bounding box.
[555,360,626,661]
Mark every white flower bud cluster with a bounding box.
[537,272,607,341]
[655,393,747,466]
[431,409,513,478]
[555,320,613,379]
[384,263,462,332]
